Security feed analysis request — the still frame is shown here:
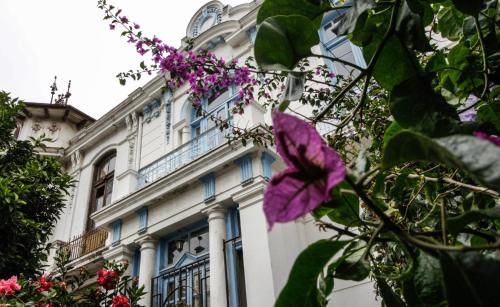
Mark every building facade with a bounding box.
[16,1,378,306]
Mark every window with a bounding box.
[320,1,367,80]
[87,152,116,230]
[165,226,209,267]
[190,88,235,140]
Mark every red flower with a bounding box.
[112,295,131,307]
[36,277,53,293]
[97,269,119,290]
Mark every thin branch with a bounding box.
[312,52,366,72]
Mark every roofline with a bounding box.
[22,102,96,123]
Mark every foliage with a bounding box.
[98,0,500,306]
[0,249,145,306]
[0,92,73,279]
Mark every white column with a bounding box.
[205,205,228,307]
[233,183,276,307]
[138,235,157,307]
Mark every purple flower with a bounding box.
[119,16,129,24]
[109,24,115,30]
[133,23,140,29]
[474,131,500,146]
[264,112,346,229]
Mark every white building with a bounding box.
[16,1,378,306]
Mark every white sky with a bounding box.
[0,0,248,119]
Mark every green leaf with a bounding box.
[275,240,349,307]
[440,251,500,307]
[333,241,370,281]
[382,131,500,192]
[363,36,419,90]
[446,207,500,235]
[389,76,458,135]
[255,15,318,70]
[437,6,464,41]
[477,100,500,131]
[376,278,406,307]
[412,252,445,306]
[383,121,403,147]
[451,0,484,16]
[257,0,330,27]
[395,0,432,51]
[314,182,360,226]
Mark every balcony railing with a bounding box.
[138,127,226,189]
[151,256,210,307]
[60,228,108,262]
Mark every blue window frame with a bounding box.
[235,154,253,185]
[132,248,141,278]
[319,0,367,81]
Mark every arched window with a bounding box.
[87,152,116,230]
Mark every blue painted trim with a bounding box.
[225,207,241,307]
[201,173,216,202]
[136,207,148,234]
[261,152,276,181]
[235,154,253,185]
[111,219,122,246]
[132,248,141,277]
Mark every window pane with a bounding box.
[190,227,209,255]
[108,156,116,173]
[95,186,105,211]
[168,236,188,265]
[105,180,113,206]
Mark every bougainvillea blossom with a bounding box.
[263,112,346,228]
[474,131,500,146]
[0,276,21,296]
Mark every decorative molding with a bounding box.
[163,91,173,144]
[143,99,161,123]
[32,121,42,132]
[127,136,136,169]
[125,112,138,135]
[192,5,223,37]
[47,121,60,133]
[70,150,83,173]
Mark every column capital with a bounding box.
[135,234,157,251]
[201,204,226,222]
[232,180,267,210]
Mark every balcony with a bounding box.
[138,127,226,189]
[60,228,108,262]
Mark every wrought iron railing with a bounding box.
[60,228,108,262]
[138,127,226,189]
[151,257,210,307]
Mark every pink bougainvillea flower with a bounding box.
[474,131,500,147]
[264,112,346,229]
[0,276,21,296]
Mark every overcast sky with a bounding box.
[0,0,248,119]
